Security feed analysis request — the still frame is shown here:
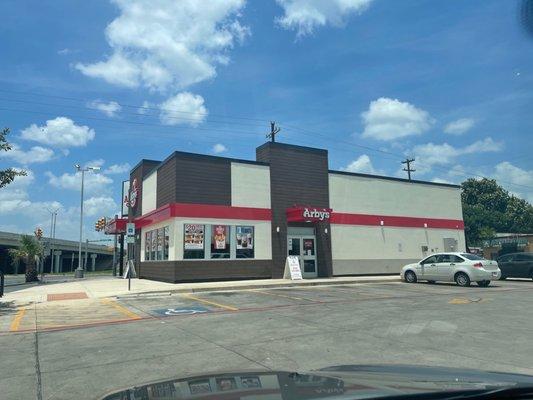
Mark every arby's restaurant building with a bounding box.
[125,141,466,283]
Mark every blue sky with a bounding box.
[0,0,532,240]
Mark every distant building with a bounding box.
[483,233,533,259]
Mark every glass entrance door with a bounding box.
[287,236,317,278]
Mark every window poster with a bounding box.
[184,224,204,250]
[236,226,253,249]
[213,225,228,250]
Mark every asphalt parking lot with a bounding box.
[1,280,533,400]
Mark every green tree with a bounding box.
[8,235,44,282]
[1,127,26,188]
[461,178,533,246]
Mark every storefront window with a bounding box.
[184,224,205,259]
[211,225,230,258]
[151,229,157,260]
[164,226,169,260]
[144,227,170,261]
[236,226,254,258]
[157,228,164,260]
[145,231,151,261]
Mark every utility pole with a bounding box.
[402,158,416,180]
[266,121,280,142]
[74,164,100,278]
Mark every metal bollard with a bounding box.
[0,270,4,298]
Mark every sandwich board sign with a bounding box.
[283,256,303,280]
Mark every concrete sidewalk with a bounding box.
[1,275,400,305]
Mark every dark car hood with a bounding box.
[100,364,533,400]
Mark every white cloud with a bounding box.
[57,48,72,55]
[411,137,503,175]
[159,92,207,126]
[493,162,533,203]
[20,117,95,147]
[88,100,122,117]
[103,163,131,174]
[276,0,374,37]
[137,101,153,115]
[75,0,249,92]
[212,143,228,154]
[444,118,475,135]
[361,97,434,141]
[0,144,54,165]
[340,154,380,174]
[46,170,113,194]
[85,159,106,168]
[84,196,119,217]
[0,170,63,217]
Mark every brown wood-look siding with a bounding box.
[256,142,332,278]
[156,156,177,208]
[139,260,272,282]
[155,152,232,207]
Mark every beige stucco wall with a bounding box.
[329,173,463,219]
[231,162,271,209]
[141,170,157,215]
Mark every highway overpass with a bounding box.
[0,231,115,274]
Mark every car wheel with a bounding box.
[427,280,436,284]
[404,270,417,283]
[477,280,490,287]
[455,272,470,287]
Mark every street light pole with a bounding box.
[74,164,100,279]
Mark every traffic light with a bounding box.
[34,227,43,239]
[95,217,106,231]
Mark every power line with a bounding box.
[0,88,270,123]
[1,89,531,191]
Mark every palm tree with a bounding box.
[8,235,44,282]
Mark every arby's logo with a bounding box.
[303,207,331,221]
[124,178,139,208]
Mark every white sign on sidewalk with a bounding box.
[283,256,303,280]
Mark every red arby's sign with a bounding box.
[123,178,139,208]
[286,207,332,222]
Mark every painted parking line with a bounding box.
[9,308,26,332]
[180,293,239,311]
[247,289,318,302]
[100,299,142,320]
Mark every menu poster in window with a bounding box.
[236,226,253,249]
[184,224,204,250]
[213,225,227,249]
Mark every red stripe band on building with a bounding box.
[330,212,464,230]
[135,203,272,228]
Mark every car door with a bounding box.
[420,255,438,280]
[514,253,532,278]
[436,254,459,282]
[497,254,514,278]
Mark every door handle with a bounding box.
[450,263,455,266]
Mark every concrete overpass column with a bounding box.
[53,251,62,273]
[90,254,97,271]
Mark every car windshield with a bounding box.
[1,1,533,399]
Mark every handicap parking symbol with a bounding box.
[153,306,209,316]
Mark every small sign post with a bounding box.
[283,256,303,280]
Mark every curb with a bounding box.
[116,276,400,299]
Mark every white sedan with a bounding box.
[401,252,501,287]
